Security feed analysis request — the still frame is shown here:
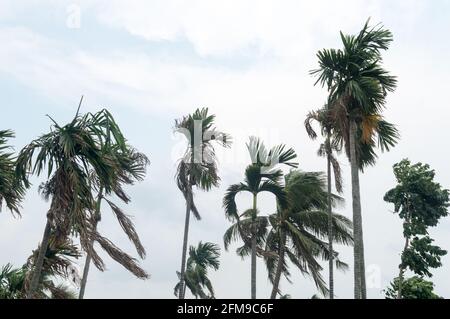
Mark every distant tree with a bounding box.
[174,242,220,299]
[385,276,442,299]
[384,159,449,298]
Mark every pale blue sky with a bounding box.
[1,0,450,299]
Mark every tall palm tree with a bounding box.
[16,101,148,298]
[223,137,298,299]
[0,130,25,216]
[78,144,149,299]
[264,170,353,299]
[305,106,344,298]
[175,108,231,299]
[311,19,399,298]
[174,242,220,299]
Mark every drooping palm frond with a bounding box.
[0,130,25,216]
[174,242,221,299]
[16,107,149,281]
[264,170,353,297]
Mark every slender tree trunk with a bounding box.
[349,119,366,299]
[251,193,257,299]
[179,185,192,299]
[79,188,103,299]
[270,228,286,299]
[326,137,334,299]
[26,218,52,299]
[397,212,411,299]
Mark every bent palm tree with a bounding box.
[223,137,297,299]
[305,106,344,298]
[16,101,148,298]
[78,145,149,299]
[175,108,231,299]
[0,130,25,216]
[264,170,353,299]
[174,242,220,299]
[311,19,399,298]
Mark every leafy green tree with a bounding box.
[384,159,449,298]
[175,108,231,299]
[312,19,399,298]
[16,100,148,298]
[223,137,297,299]
[174,242,220,299]
[0,130,25,216]
[305,105,344,298]
[264,170,353,299]
[385,276,442,299]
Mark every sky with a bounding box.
[1,0,450,299]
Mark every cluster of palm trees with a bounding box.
[174,19,399,299]
[1,99,150,299]
[1,19,402,299]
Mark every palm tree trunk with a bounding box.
[270,228,286,299]
[179,186,192,299]
[251,193,257,299]
[26,218,52,298]
[327,139,334,299]
[78,188,103,299]
[349,119,366,299]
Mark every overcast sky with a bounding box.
[1,0,449,299]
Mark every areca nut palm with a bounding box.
[311,19,399,299]
[0,130,25,216]
[305,105,344,298]
[174,107,231,299]
[223,137,298,299]
[78,143,150,299]
[174,241,220,299]
[264,170,353,299]
[16,100,149,298]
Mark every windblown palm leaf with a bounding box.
[174,242,220,299]
[0,130,25,216]
[264,170,353,298]
[16,103,149,297]
[223,137,298,299]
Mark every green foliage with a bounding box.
[384,159,449,277]
[1,236,79,299]
[264,170,353,297]
[16,105,149,279]
[311,19,399,168]
[174,242,220,299]
[385,276,442,299]
[0,130,25,216]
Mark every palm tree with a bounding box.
[1,235,80,299]
[305,106,344,299]
[174,108,231,299]
[174,242,220,299]
[223,137,297,299]
[16,100,148,298]
[264,170,353,299]
[78,144,149,299]
[0,130,25,216]
[311,19,399,298]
